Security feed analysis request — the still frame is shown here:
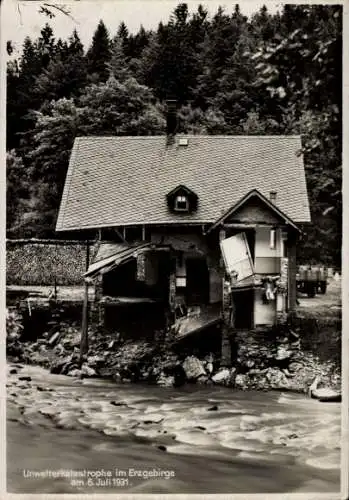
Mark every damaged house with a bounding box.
[56,104,311,362]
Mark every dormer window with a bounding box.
[166,184,198,214]
[175,195,189,212]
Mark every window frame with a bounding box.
[174,194,189,212]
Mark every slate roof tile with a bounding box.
[56,135,311,231]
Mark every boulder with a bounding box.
[266,367,288,388]
[81,364,97,377]
[157,374,175,387]
[234,374,249,390]
[212,368,231,384]
[182,356,206,380]
[67,368,82,378]
[50,355,73,374]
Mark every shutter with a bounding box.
[220,232,254,281]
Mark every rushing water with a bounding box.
[7,363,341,494]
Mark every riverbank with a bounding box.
[6,280,341,393]
[7,362,340,494]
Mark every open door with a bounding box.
[220,232,254,282]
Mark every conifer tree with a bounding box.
[86,20,111,82]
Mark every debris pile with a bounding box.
[6,307,340,393]
[233,328,341,392]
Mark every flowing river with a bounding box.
[7,363,340,494]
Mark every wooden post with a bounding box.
[287,231,298,314]
[219,227,233,367]
[80,241,90,365]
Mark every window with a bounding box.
[174,195,189,212]
[166,185,198,213]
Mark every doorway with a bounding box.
[233,289,254,329]
[186,257,209,305]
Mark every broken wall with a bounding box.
[150,229,222,305]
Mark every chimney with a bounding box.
[270,191,277,202]
[166,99,177,139]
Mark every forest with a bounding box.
[6,3,342,267]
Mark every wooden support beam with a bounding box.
[113,227,127,243]
[287,232,298,314]
[80,241,90,365]
[222,223,287,229]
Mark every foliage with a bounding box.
[86,20,111,83]
[6,4,342,267]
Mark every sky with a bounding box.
[2,0,283,56]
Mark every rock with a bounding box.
[182,356,206,380]
[288,362,304,373]
[275,346,293,361]
[61,362,79,375]
[245,359,255,369]
[266,367,288,388]
[206,362,214,375]
[81,364,97,377]
[158,445,167,451]
[67,369,82,378]
[9,369,17,374]
[196,375,209,385]
[157,374,175,387]
[110,401,127,406]
[207,405,218,411]
[212,368,231,384]
[281,368,294,378]
[18,376,31,382]
[235,374,249,390]
[87,355,105,367]
[50,354,75,374]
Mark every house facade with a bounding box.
[56,110,311,361]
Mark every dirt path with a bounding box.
[296,278,341,319]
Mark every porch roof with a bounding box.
[84,241,152,280]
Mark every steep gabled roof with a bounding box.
[56,135,311,231]
[208,189,301,233]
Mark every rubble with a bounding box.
[6,304,341,394]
